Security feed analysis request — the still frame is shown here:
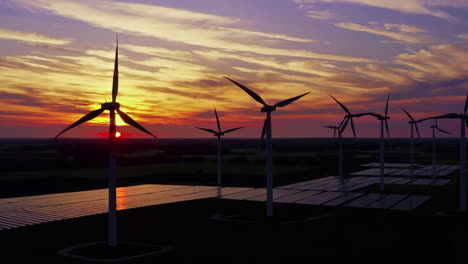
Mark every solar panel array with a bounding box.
[224,176,431,211]
[0,162,458,231]
[0,184,251,231]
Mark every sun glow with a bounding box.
[115,131,121,138]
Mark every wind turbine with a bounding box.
[329,95,373,179]
[430,119,452,179]
[364,95,390,192]
[55,37,157,247]
[195,106,243,186]
[225,77,309,217]
[400,107,421,179]
[418,93,468,211]
[323,125,339,140]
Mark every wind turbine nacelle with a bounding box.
[214,132,225,137]
[261,105,276,112]
[101,102,120,110]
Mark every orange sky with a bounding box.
[0,0,467,138]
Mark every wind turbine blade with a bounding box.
[223,127,244,134]
[261,117,268,141]
[353,112,374,118]
[323,126,335,129]
[415,122,421,139]
[274,92,310,108]
[339,118,349,135]
[116,109,158,139]
[338,118,346,129]
[55,108,105,138]
[350,117,357,139]
[436,127,452,134]
[112,35,119,103]
[385,119,390,138]
[333,128,336,139]
[400,107,415,122]
[385,94,389,118]
[330,94,351,115]
[225,77,267,106]
[213,105,221,132]
[195,127,217,134]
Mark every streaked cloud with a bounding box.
[395,44,468,81]
[305,9,337,20]
[292,0,465,20]
[383,24,427,33]
[335,23,429,43]
[0,28,71,45]
[351,44,468,93]
[11,0,375,63]
[458,34,468,39]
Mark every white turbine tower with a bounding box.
[55,37,157,247]
[365,95,390,192]
[330,95,373,179]
[401,107,421,179]
[225,77,309,217]
[417,93,468,211]
[429,120,452,179]
[195,106,243,186]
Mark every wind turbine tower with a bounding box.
[55,37,157,246]
[226,77,309,217]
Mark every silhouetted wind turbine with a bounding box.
[430,119,452,179]
[365,95,390,192]
[55,37,157,247]
[330,95,373,179]
[401,107,420,179]
[418,92,468,211]
[225,77,309,217]
[195,106,243,186]
[323,125,339,140]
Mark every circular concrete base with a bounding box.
[58,241,172,263]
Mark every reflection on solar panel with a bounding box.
[0,164,446,232]
[274,191,322,203]
[0,184,251,231]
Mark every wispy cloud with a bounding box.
[292,0,464,21]
[0,28,71,45]
[350,44,468,93]
[458,34,468,39]
[12,0,372,63]
[383,24,427,33]
[305,9,337,20]
[335,23,429,43]
[395,44,468,81]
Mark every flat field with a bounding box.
[0,138,466,263]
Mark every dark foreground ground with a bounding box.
[1,198,467,263]
[0,138,466,263]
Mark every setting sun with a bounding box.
[115,132,121,138]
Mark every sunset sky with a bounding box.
[0,0,467,138]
